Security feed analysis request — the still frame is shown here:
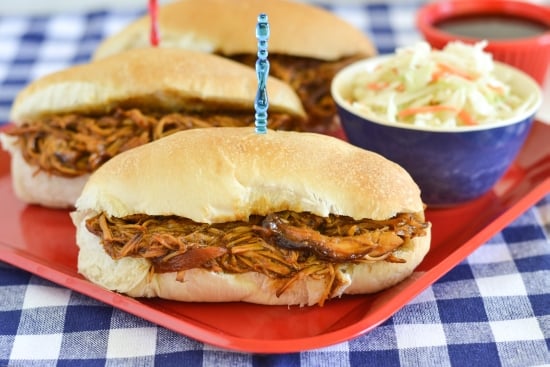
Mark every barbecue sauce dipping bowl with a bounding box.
[331,47,542,207]
[416,0,550,86]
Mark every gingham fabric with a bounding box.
[0,2,549,366]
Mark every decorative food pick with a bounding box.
[148,0,159,46]
[254,13,270,134]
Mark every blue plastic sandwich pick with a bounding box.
[254,13,270,134]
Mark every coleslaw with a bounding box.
[349,41,535,128]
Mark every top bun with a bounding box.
[92,0,376,61]
[11,48,305,122]
[76,127,424,222]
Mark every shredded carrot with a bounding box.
[395,84,405,92]
[487,84,505,95]
[367,81,390,90]
[398,105,457,118]
[398,105,477,126]
[430,69,446,82]
[366,81,405,92]
[432,63,479,81]
[457,110,477,126]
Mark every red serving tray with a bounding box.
[0,121,549,353]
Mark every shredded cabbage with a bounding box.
[349,41,534,127]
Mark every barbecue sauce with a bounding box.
[436,14,549,40]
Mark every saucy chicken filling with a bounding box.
[228,53,368,132]
[6,108,300,177]
[86,210,428,305]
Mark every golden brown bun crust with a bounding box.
[10,48,305,122]
[76,127,424,222]
[92,0,376,61]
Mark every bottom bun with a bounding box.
[73,210,431,306]
[0,133,88,208]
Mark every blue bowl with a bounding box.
[331,57,542,206]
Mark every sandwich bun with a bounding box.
[1,48,305,208]
[10,48,305,123]
[92,0,375,61]
[73,127,430,306]
[91,0,375,134]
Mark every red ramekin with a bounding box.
[416,0,550,86]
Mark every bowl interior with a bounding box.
[417,0,550,44]
[331,56,542,133]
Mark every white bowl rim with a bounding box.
[331,54,543,133]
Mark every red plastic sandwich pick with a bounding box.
[149,0,159,46]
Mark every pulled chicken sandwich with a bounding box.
[72,127,431,306]
[0,48,305,208]
[92,0,376,133]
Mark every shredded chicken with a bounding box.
[259,213,406,261]
[86,210,428,305]
[229,53,368,132]
[6,108,301,177]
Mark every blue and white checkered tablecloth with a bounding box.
[0,2,549,366]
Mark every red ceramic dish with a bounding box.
[416,0,550,85]
[0,121,549,353]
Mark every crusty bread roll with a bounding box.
[1,48,305,208]
[92,0,375,61]
[72,127,431,306]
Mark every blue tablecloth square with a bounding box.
[515,255,550,273]
[349,349,401,366]
[437,263,475,283]
[63,305,113,332]
[251,353,301,367]
[528,294,550,316]
[154,351,204,367]
[447,343,500,367]
[57,359,109,367]
[437,298,488,323]
[0,311,22,334]
[0,265,32,286]
[502,222,547,243]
